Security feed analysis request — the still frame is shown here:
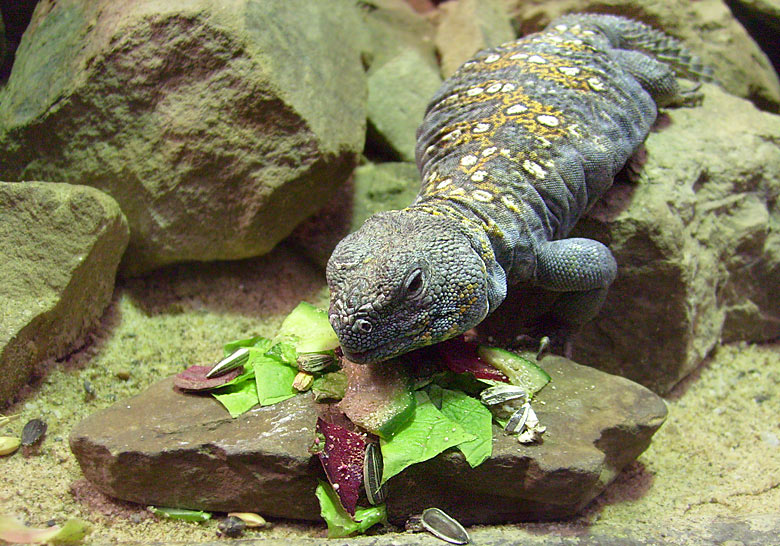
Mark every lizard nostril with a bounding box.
[354,319,373,334]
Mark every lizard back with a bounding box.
[412,16,661,282]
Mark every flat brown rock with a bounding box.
[70,356,666,524]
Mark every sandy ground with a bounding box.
[1,244,778,545]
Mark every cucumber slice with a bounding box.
[275,302,340,353]
[338,359,416,439]
[477,346,550,396]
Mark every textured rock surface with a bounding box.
[357,0,438,71]
[0,0,366,274]
[367,48,442,161]
[0,182,128,403]
[483,85,780,393]
[69,356,666,523]
[504,0,780,112]
[289,162,420,268]
[435,0,516,78]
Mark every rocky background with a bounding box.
[0,0,779,543]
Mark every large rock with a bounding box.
[367,48,442,161]
[0,0,366,274]
[435,0,516,78]
[503,0,780,112]
[356,0,438,71]
[484,84,780,393]
[357,0,441,161]
[0,182,128,403]
[69,356,666,524]
[289,161,420,268]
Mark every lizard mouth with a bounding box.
[341,331,425,364]
[339,322,431,364]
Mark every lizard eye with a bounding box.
[404,269,425,299]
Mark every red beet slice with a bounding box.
[438,337,509,382]
[313,417,368,516]
[173,365,242,392]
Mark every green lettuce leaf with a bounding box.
[251,350,297,406]
[223,336,272,357]
[379,391,476,483]
[438,387,493,468]
[315,481,386,538]
[212,378,259,418]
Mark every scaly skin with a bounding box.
[327,14,711,364]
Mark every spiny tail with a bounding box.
[552,13,715,82]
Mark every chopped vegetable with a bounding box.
[338,359,416,438]
[0,515,91,544]
[211,378,260,418]
[311,371,348,401]
[251,350,297,406]
[223,335,272,357]
[315,481,386,538]
[265,341,298,366]
[379,391,476,483]
[293,371,314,392]
[436,386,493,468]
[275,302,339,352]
[174,365,242,392]
[438,338,509,382]
[477,346,550,396]
[314,418,368,515]
[148,506,212,522]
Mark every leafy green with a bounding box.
[311,371,348,401]
[431,371,502,396]
[265,341,298,366]
[251,350,297,406]
[315,481,386,538]
[379,391,476,483]
[212,378,259,418]
[438,387,493,468]
[223,336,272,357]
[0,515,91,544]
[148,506,212,522]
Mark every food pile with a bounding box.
[174,302,550,538]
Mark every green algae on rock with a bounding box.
[0,182,128,403]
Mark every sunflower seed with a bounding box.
[206,347,250,378]
[227,512,268,528]
[420,507,470,544]
[363,442,387,505]
[504,403,531,433]
[296,351,338,373]
[479,384,527,405]
[21,418,47,447]
[0,436,21,456]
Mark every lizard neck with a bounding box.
[409,189,538,287]
[404,201,510,315]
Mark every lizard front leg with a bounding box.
[531,238,617,355]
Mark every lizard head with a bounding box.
[326,209,505,363]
